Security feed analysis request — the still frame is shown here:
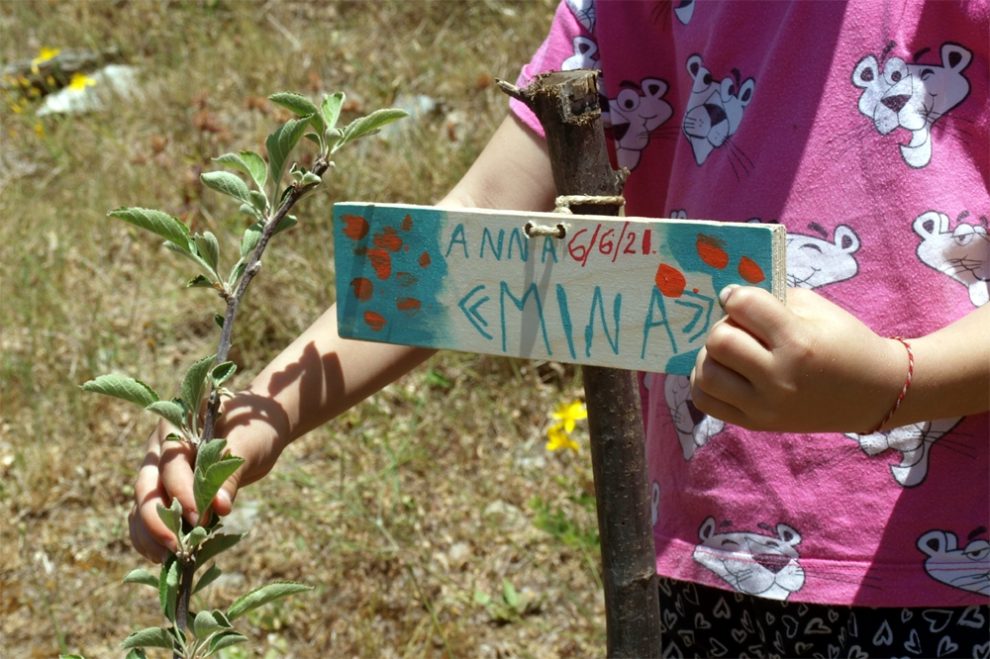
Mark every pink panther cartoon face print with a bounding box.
[681,54,755,168]
[917,528,990,596]
[692,517,806,601]
[852,42,972,169]
[604,78,673,171]
[914,211,989,307]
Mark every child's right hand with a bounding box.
[128,392,288,563]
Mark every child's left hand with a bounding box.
[689,285,906,433]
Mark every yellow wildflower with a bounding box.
[551,400,588,434]
[545,422,579,453]
[545,399,587,453]
[68,73,96,92]
[33,121,45,138]
[30,47,60,74]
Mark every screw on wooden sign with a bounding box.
[333,202,786,375]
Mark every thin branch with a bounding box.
[172,154,331,644]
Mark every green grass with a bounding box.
[0,1,607,656]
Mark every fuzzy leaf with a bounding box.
[226,581,312,620]
[196,532,244,565]
[270,92,319,118]
[121,627,174,650]
[240,223,262,257]
[227,259,247,290]
[181,355,214,416]
[156,498,183,537]
[320,91,345,131]
[273,213,297,236]
[81,374,159,408]
[214,151,267,190]
[340,108,407,146]
[109,207,190,249]
[196,438,227,472]
[193,563,222,595]
[194,456,244,517]
[209,631,248,653]
[145,399,187,430]
[123,568,159,588]
[194,231,221,272]
[210,361,236,388]
[270,92,323,134]
[184,525,208,550]
[266,116,310,190]
[192,610,223,639]
[159,556,179,621]
[202,170,253,206]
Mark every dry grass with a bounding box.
[0,1,608,657]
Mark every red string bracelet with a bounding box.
[867,337,914,434]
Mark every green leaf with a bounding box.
[145,399,187,430]
[159,556,179,621]
[502,579,520,609]
[266,116,311,191]
[109,207,190,249]
[80,374,159,408]
[194,456,244,517]
[213,313,225,330]
[181,355,214,417]
[121,627,174,650]
[201,171,253,205]
[196,438,227,472]
[320,91,345,131]
[214,151,267,190]
[226,581,311,620]
[196,532,244,565]
[192,610,223,639]
[299,171,322,186]
[249,190,268,213]
[273,213,297,236]
[270,92,319,118]
[210,361,236,388]
[194,231,221,272]
[209,631,248,653]
[227,260,247,290]
[184,525,208,550]
[240,223,262,257]
[339,108,407,147]
[124,650,148,659]
[123,568,159,588]
[156,498,183,538]
[193,563,222,595]
[270,92,323,133]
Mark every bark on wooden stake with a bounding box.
[499,70,661,657]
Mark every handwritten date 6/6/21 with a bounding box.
[566,221,653,267]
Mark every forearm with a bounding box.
[889,303,990,426]
[221,113,555,450]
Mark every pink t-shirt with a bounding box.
[512,0,989,607]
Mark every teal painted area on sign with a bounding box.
[333,203,786,375]
[333,203,450,347]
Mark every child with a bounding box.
[132,1,989,655]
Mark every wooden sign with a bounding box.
[332,203,786,375]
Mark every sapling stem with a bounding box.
[85,93,405,658]
[173,157,331,648]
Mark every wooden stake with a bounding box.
[499,71,661,657]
